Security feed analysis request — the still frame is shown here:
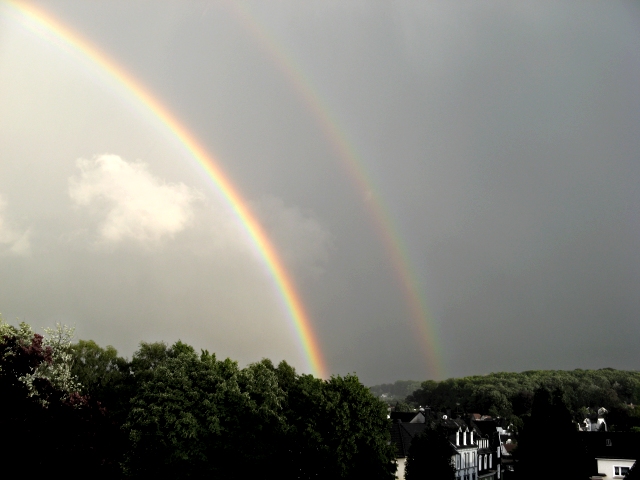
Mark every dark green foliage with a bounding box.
[515,388,590,480]
[71,339,130,422]
[129,340,171,375]
[395,400,413,412]
[405,425,456,480]
[369,379,421,403]
[607,404,640,432]
[407,369,640,430]
[253,364,398,479]
[317,374,397,479]
[118,343,396,479]
[71,339,125,392]
[123,343,271,478]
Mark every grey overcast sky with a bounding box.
[1,1,639,384]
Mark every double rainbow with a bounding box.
[230,4,443,378]
[4,1,327,378]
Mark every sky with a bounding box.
[1,1,640,385]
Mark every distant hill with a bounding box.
[376,369,640,431]
[368,380,421,402]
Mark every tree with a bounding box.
[405,425,456,480]
[71,339,126,394]
[71,339,130,421]
[280,371,397,480]
[322,374,398,479]
[395,400,413,412]
[369,380,421,402]
[125,351,398,480]
[0,318,122,477]
[123,343,288,479]
[515,388,590,480]
[123,342,228,478]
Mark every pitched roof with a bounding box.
[472,419,497,433]
[390,411,420,423]
[579,432,640,461]
[441,417,468,431]
[389,421,429,458]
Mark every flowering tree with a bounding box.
[1,320,82,401]
[0,316,122,477]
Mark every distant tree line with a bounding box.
[398,369,640,431]
[369,380,421,402]
[0,318,397,479]
[376,376,639,480]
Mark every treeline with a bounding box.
[368,380,421,402]
[0,320,397,479]
[402,369,640,430]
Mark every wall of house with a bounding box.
[596,458,636,479]
[454,448,478,480]
[395,458,406,480]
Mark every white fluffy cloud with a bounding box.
[0,195,30,256]
[69,154,202,244]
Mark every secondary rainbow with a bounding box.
[5,1,328,379]
[229,4,444,378]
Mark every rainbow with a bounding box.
[229,4,444,378]
[3,1,328,379]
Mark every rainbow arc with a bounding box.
[5,1,327,379]
[230,4,443,378]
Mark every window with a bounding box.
[614,466,630,477]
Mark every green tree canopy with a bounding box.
[406,369,640,430]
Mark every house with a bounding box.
[624,461,640,479]
[471,419,499,478]
[391,413,514,480]
[390,413,478,480]
[497,434,516,478]
[449,426,479,480]
[581,408,609,432]
[389,420,428,479]
[469,417,519,479]
[579,432,640,479]
[476,433,496,479]
[390,410,427,424]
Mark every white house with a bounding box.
[581,432,640,480]
[589,458,635,479]
[450,427,479,480]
